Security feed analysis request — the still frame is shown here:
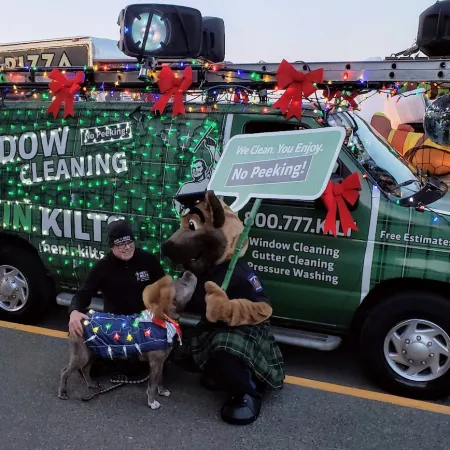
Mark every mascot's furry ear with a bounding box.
[205,190,225,229]
[142,275,176,320]
[202,190,247,264]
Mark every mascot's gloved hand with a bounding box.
[205,281,272,327]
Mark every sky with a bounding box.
[0,0,438,62]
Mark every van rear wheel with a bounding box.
[360,290,450,400]
[0,245,52,324]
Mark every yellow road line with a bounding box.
[0,320,68,339]
[2,320,450,415]
[285,376,450,415]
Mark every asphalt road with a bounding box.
[1,306,450,450]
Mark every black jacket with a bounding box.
[68,248,166,316]
[185,260,271,317]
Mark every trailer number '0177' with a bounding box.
[243,212,352,236]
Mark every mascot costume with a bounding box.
[162,190,285,425]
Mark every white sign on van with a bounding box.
[0,126,129,185]
[80,122,132,145]
[0,202,126,260]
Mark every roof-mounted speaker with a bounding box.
[201,17,225,63]
[117,4,203,59]
[417,0,450,57]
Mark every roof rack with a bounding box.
[1,57,450,94]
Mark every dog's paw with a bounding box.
[158,387,171,397]
[148,400,161,410]
[58,390,69,400]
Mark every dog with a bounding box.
[58,271,197,409]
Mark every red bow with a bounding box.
[46,69,84,119]
[272,59,324,121]
[320,173,361,237]
[151,66,193,118]
[324,89,359,109]
[233,89,249,103]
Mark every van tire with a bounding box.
[0,245,52,324]
[359,290,450,400]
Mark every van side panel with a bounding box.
[370,196,450,286]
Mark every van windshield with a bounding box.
[327,111,422,198]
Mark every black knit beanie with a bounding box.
[107,219,134,247]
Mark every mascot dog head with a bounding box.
[162,191,247,275]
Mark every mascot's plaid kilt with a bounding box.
[186,319,284,390]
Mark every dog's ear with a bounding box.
[142,276,176,319]
[206,190,225,229]
[155,283,176,320]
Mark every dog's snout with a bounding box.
[183,271,195,282]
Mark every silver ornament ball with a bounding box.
[424,95,450,146]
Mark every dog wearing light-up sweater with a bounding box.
[58,271,197,409]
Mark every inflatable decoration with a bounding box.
[371,112,450,176]
[424,95,450,147]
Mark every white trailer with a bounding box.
[0,36,135,68]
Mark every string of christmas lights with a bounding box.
[82,309,181,359]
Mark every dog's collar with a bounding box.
[163,314,180,326]
[163,314,183,342]
[151,314,181,334]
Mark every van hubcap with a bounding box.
[0,265,29,312]
[384,319,450,382]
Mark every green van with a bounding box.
[2,97,450,401]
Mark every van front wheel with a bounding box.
[0,245,52,323]
[360,291,450,400]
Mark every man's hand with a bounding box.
[69,310,89,337]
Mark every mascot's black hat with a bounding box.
[175,190,208,215]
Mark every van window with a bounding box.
[329,111,421,197]
[243,120,308,134]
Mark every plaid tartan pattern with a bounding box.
[371,197,450,289]
[179,320,285,390]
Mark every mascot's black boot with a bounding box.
[221,393,262,425]
[206,352,263,425]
